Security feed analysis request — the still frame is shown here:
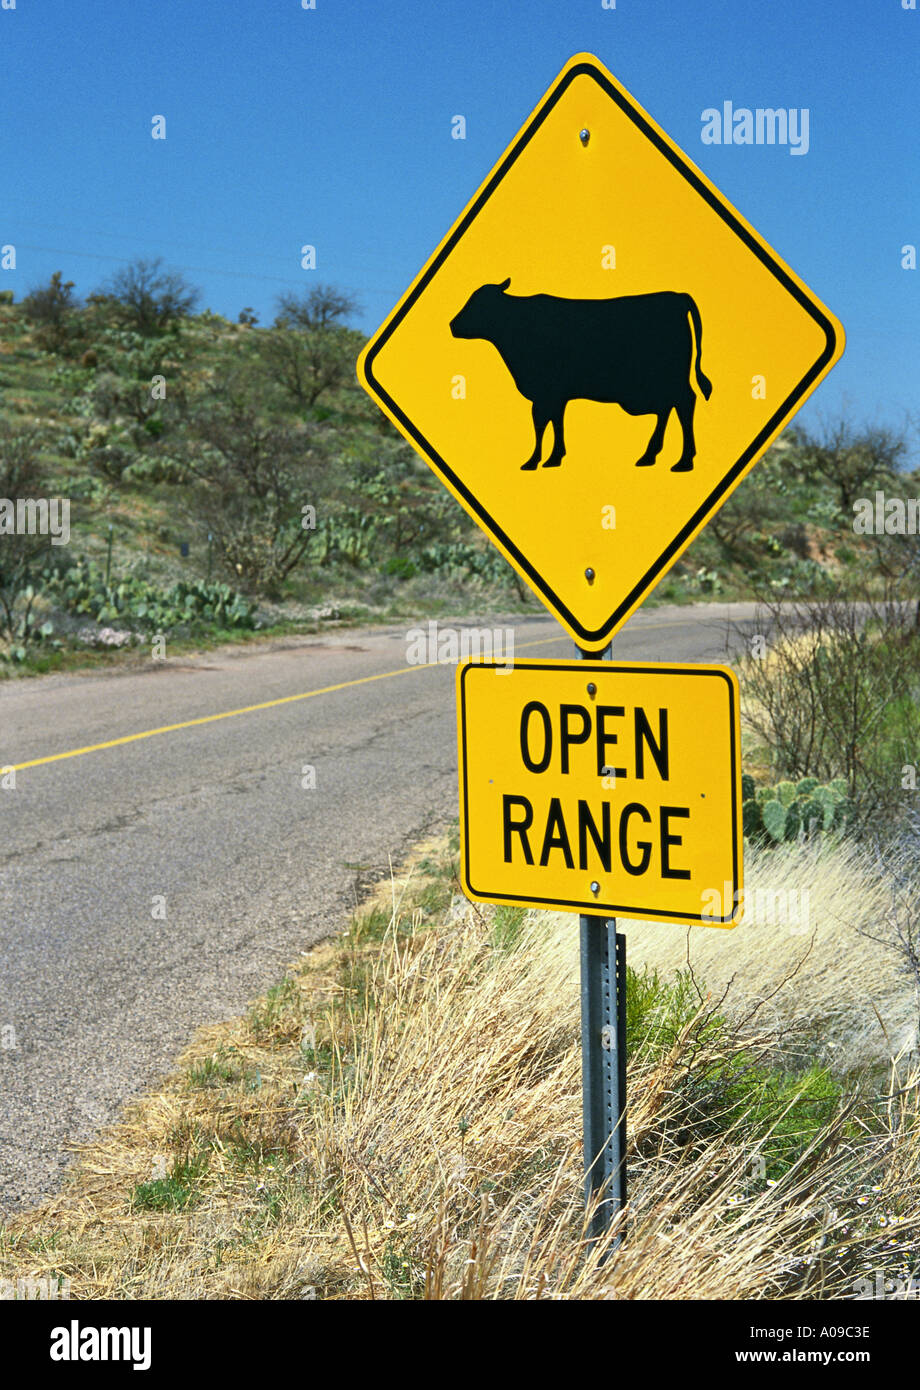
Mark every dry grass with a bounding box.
[1,833,919,1300]
[619,836,920,1075]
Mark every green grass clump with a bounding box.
[187,1046,251,1090]
[132,1153,208,1212]
[627,965,844,1178]
[490,905,527,954]
[247,977,302,1043]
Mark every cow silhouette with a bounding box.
[449,279,712,472]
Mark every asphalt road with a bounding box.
[0,602,755,1213]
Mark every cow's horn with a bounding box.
[498,276,511,291]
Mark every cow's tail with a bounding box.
[685,295,713,400]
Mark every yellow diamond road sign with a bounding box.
[457,659,743,925]
[358,52,844,650]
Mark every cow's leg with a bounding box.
[521,401,549,470]
[635,409,670,467]
[542,404,567,467]
[672,391,697,472]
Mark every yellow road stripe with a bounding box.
[6,619,694,772]
[7,663,433,772]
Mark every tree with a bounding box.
[274,284,358,331]
[98,257,200,336]
[794,418,906,521]
[21,271,81,351]
[260,283,362,411]
[705,439,814,569]
[180,373,334,594]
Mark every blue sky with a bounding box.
[2,0,918,446]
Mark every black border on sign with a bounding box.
[360,58,840,648]
[458,661,741,923]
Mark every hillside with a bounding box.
[1,269,916,674]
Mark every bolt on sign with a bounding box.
[457,659,742,925]
[357,52,844,651]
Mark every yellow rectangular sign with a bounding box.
[457,659,742,925]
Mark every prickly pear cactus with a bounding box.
[798,797,823,837]
[784,800,802,842]
[813,785,836,830]
[743,798,763,839]
[761,798,788,842]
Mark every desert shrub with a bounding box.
[413,540,528,598]
[739,584,920,830]
[260,284,362,411]
[121,453,190,485]
[316,435,460,572]
[20,271,82,353]
[180,373,332,596]
[627,965,843,1178]
[858,832,920,1006]
[794,418,906,523]
[259,323,362,412]
[97,258,200,337]
[0,422,57,648]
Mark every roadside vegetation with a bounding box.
[1,265,917,673]
[739,587,920,834]
[731,575,920,1040]
[0,829,917,1300]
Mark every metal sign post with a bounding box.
[579,912,627,1244]
[577,643,626,1246]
